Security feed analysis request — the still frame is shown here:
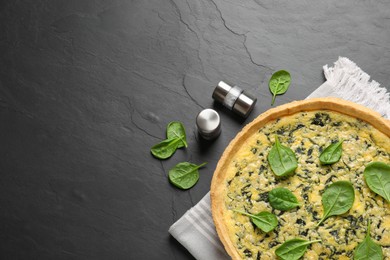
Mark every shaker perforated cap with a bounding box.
[196,109,221,140]
[212,81,257,118]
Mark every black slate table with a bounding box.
[1,1,389,259]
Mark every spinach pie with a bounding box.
[211,98,390,259]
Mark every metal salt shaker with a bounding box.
[212,81,257,118]
[196,109,221,140]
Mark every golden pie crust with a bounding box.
[211,97,390,259]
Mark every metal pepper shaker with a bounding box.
[196,109,221,140]
[212,81,257,118]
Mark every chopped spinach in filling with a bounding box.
[224,111,390,259]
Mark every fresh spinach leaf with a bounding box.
[267,135,298,176]
[269,187,300,211]
[233,210,278,233]
[275,238,321,260]
[269,70,291,105]
[363,161,390,202]
[353,220,383,260]
[151,138,181,159]
[319,140,343,165]
[167,121,187,148]
[151,121,187,159]
[168,162,206,189]
[317,181,355,226]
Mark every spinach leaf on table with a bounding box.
[151,121,187,159]
[353,220,383,260]
[275,238,321,260]
[319,140,343,165]
[267,135,298,176]
[269,70,291,105]
[151,138,181,159]
[168,162,206,189]
[317,181,355,226]
[233,210,278,233]
[363,161,390,202]
[269,187,300,211]
[167,121,187,148]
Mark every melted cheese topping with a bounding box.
[224,111,390,259]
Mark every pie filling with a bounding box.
[224,110,390,259]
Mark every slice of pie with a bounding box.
[211,97,390,259]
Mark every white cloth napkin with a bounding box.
[168,57,390,260]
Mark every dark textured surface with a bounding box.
[0,0,389,259]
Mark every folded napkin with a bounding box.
[169,57,390,260]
